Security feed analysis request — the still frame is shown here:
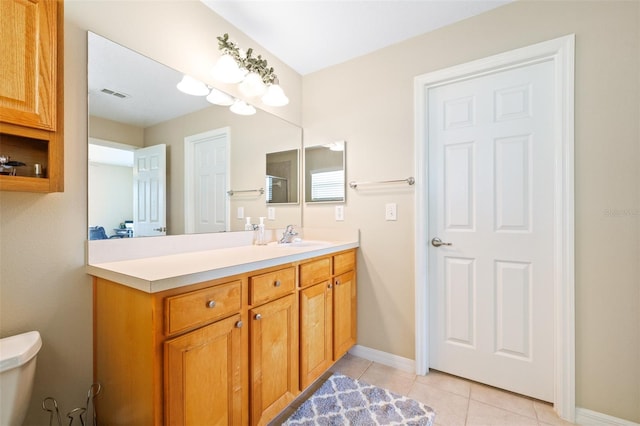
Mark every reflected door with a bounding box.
[428,60,555,401]
[133,144,166,237]
[185,128,230,233]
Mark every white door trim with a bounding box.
[414,34,575,421]
[184,127,231,233]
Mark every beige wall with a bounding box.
[89,116,144,147]
[302,0,639,422]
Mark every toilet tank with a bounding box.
[0,331,42,426]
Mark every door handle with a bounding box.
[431,237,452,247]
[153,227,167,232]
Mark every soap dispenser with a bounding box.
[256,217,267,245]
[244,217,253,231]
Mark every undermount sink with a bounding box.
[267,240,332,248]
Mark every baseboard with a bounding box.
[575,408,639,426]
[348,344,416,374]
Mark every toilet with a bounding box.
[0,331,42,426]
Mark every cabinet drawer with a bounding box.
[250,267,295,305]
[165,280,242,335]
[299,257,331,288]
[333,250,356,275]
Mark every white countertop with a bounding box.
[86,229,359,293]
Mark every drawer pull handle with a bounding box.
[255,313,262,320]
[235,320,243,328]
[206,300,216,309]
[274,280,281,287]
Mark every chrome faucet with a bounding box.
[279,225,298,244]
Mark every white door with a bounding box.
[428,60,555,401]
[133,144,166,237]
[184,128,230,233]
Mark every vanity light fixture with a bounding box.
[229,99,256,116]
[261,80,289,107]
[211,53,247,84]
[176,75,209,96]
[206,87,235,106]
[214,33,289,107]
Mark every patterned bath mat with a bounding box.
[283,373,435,425]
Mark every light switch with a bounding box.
[335,205,344,221]
[237,207,244,219]
[267,207,276,220]
[385,203,397,221]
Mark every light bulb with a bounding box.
[176,75,209,96]
[261,83,289,107]
[238,72,267,98]
[212,54,247,84]
[229,100,256,116]
[206,87,234,106]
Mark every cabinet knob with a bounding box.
[254,313,262,320]
[335,279,341,286]
[328,283,333,289]
[274,280,281,287]
[235,320,243,328]
[206,300,216,309]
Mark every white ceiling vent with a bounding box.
[100,88,130,99]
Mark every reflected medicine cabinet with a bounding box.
[266,149,299,204]
[304,142,346,203]
[0,0,64,192]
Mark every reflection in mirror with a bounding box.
[266,150,299,204]
[87,32,302,240]
[304,142,346,203]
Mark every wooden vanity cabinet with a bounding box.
[298,249,357,388]
[248,266,298,426]
[299,257,333,389]
[0,0,64,192]
[93,275,249,426]
[163,280,247,425]
[333,250,357,359]
[93,250,356,426]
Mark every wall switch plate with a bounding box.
[237,207,244,219]
[385,203,397,221]
[267,207,276,220]
[335,205,344,221]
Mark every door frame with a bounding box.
[184,127,231,233]
[414,35,575,421]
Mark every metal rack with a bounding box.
[348,177,415,189]
[227,188,265,196]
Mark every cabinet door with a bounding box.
[333,270,357,359]
[165,314,243,426]
[0,0,57,130]
[299,281,333,389]
[250,294,298,425]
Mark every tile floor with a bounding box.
[297,353,576,426]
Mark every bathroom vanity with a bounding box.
[87,230,358,425]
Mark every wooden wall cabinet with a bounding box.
[0,0,64,192]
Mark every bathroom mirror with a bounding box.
[304,142,346,203]
[266,149,299,204]
[88,32,302,238]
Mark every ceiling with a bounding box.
[201,0,513,75]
